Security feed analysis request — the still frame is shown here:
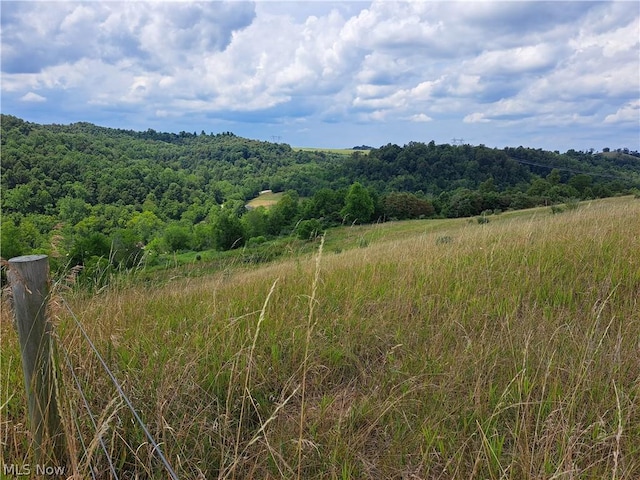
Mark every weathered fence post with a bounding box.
[8,254,66,466]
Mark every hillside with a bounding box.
[2,114,639,282]
[2,197,639,478]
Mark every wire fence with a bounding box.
[48,293,180,479]
[61,298,178,480]
[4,254,250,478]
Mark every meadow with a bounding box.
[1,197,639,479]
[245,191,285,210]
[292,147,370,155]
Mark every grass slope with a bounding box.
[246,191,285,209]
[2,197,639,479]
[293,147,370,155]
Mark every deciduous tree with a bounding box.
[341,182,374,224]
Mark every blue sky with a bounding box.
[1,1,639,152]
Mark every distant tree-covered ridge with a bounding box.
[2,114,639,277]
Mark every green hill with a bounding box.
[2,114,639,283]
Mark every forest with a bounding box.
[2,114,639,280]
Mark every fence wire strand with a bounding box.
[59,296,179,480]
[73,416,98,480]
[58,336,117,480]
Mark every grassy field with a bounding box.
[293,147,370,155]
[2,197,639,478]
[246,191,285,209]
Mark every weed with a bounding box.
[550,204,564,214]
[358,237,370,248]
[564,198,580,210]
[436,235,453,245]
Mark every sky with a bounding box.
[1,1,639,152]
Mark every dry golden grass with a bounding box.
[246,191,284,209]
[2,197,639,478]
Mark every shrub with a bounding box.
[550,205,564,215]
[247,236,267,247]
[163,224,193,252]
[295,219,324,241]
[213,211,245,250]
[565,198,580,210]
[383,192,435,220]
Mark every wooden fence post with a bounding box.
[8,254,66,466]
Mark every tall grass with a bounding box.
[1,197,639,478]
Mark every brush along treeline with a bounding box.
[1,197,639,478]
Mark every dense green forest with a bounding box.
[2,114,639,280]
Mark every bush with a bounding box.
[163,224,193,252]
[0,218,24,259]
[247,236,267,247]
[383,192,435,220]
[70,232,111,264]
[550,205,564,215]
[565,198,580,210]
[80,255,114,289]
[296,219,324,240]
[212,212,245,250]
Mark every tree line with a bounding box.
[2,114,639,280]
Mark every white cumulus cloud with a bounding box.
[409,113,433,123]
[20,92,46,102]
[604,100,640,124]
[464,113,490,124]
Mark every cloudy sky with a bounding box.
[1,1,639,151]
